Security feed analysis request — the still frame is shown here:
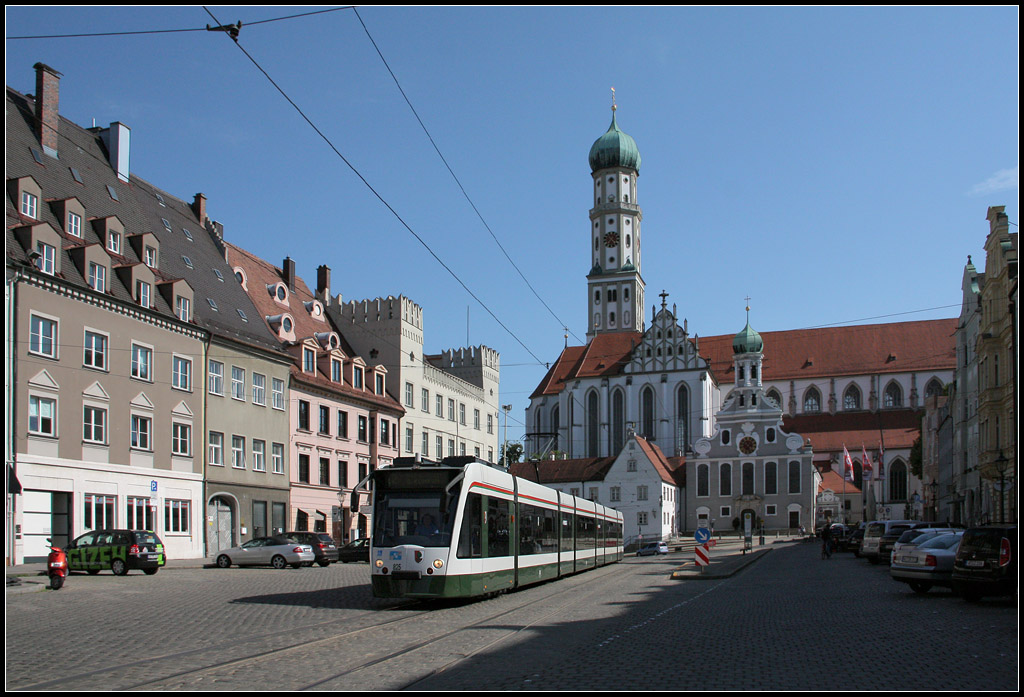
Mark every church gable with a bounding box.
[624,301,705,374]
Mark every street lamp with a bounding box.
[993,452,1009,524]
[501,404,512,469]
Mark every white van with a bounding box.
[860,520,916,564]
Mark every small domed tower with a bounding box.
[731,305,765,407]
[586,96,645,339]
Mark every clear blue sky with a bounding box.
[7,6,1019,445]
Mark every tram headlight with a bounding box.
[432,559,444,569]
[375,559,383,568]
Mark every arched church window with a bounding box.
[697,464,709,497]
[611,389,625,454]
[641,386,655,441]
[884,382,903,408]
[609,312,616,326]
[803,387,821,414]
[843,384,861,410]
[889,459,908,501]
[767,389,783,409]
[587,390,599,457]
[677,384,690,452]
[719,463,732,496]
[924,378,943,398]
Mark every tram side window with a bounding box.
[576,515,596,549]
[488,497,511,557]
[560,512,574,552]
[519,503,558,555]
[457,493,482,559]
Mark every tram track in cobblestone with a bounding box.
[14,562,630,691]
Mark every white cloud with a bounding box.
[969,166,1019,196]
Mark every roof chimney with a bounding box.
[33,62,62,158]
[283,257,296,291]
[316,264,331,301]
[192,193,207,225]
[100,122,131,182]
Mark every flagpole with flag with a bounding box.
[842,446,854,524]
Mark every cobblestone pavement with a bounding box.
[5,543,1017,691]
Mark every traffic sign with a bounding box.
[695,544,709,567]
[695,528,711,544]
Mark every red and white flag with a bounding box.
[862,444,873,481]
[843,445,854,482]
[877,443,885,478]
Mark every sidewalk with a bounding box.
[5,557,212,595]
[668,535,803,580]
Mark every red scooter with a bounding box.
[46,538,68,590]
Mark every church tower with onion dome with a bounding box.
[586,96,645,340]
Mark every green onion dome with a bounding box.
[589,111,641,173]
[732,312,763,354]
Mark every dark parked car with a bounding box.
[65,529,165,576]
[952,525,1017,602]
[337,538,370,563]
[285,532,339,567]
[890,532,964,594]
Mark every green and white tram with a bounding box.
[362,456,623,599]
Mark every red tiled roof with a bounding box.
[783,409,922,453]
[634,436,686,485]
[509,457,616,484]
[698,319,957,382]
[529,319,955,399]
[818,469,862,495]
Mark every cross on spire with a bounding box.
[659,290,669,309]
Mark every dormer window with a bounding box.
[107,230,121,254]
[267,282,289,307]
[67,211,82,237]
[21,191,38,219]
[353,366,364,390]
[303,347,316,374]
[136,281,151,308]
[87,262,107,292]
[331,358,342,383]
[375,373,385,396]
[35,241,55,275]
[304,300,326,320]
[233,267,247,290]
[176,296,191,322]
[144,246,157,268]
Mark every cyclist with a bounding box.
[820,523,834,559]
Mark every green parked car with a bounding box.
[65,529,166,576]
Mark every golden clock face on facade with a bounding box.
[739,436,757,454]
[604,232,620,248]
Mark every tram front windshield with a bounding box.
[373,487,459,548]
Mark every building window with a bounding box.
[380,418,390,446]
[136,280,151,308]
[405,426,413,453]
[21,190,39,218]
[303,347,316,374]
[474,409,481,430]
[208,360,224,395]
[298,454,310,483]
[803,388,821,414]
[448,399,455,422]
[421,388,429,412]
[171,422,191,456]
[338,410,349,438]
[298,400,310,431]
[172,356,192,391]
[252,373,266,406]
[231,366,245,400]
[209,432,224,466]
[319,405,331,435]
[332,359,342,383]
[436,435,443,459]
[422,431,429,457]
[35,241,55,274]
[448,439,455,458]
[232,436,246,468]
[176,296,190,322]
[884,382,903,408]
[271,443,284,474]
[272,378,285,410]
[719,463,732,496]
[358,416,368,442]
[765,461,778,495]
[788,461,801,494]
[487,413,494,434]
[742,462,755,495]
[375,373,385,396]
[610,486,621,502]
[84,494,116,530]
[637,485,648,501]
[87,262,106,292]
[83,406,107,444]
[107,229,121,254]
[131,415,152,450]
[253,440,266,472]
[83,330,108,370]
[436,394,443,417]
[127,496,153,531]
[319,457,331,486]
[165,500,190,534]
[145,246,157,268]
[353,367,364,389]
[843,385,861,411]
[29,314,57,358]
[405,382,414,407]
[638,511,648,526]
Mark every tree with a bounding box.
[499,442,523,468]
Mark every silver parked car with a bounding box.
[215,536,315,569]
[889,528,960,565]
[890,532,964,594]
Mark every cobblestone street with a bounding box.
[6,542,1017,691]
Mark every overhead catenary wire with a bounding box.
[201,6,548,369]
